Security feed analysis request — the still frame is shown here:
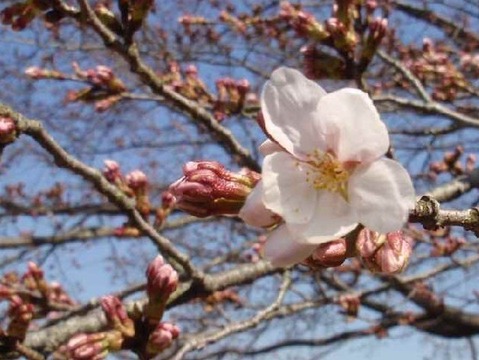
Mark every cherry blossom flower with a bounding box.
[240,67,415,266]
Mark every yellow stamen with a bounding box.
[305,149,349,199]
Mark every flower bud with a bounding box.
[168,161,260,217]
[310,238,347,267]
[100,296,135,338]
[125,170,148,190]
[0,117,16,144]
[67,332,109,360]
[103,160,121,183]
[146,256,178,302]
[356,229,413,274]
[146,322,180,355]
[7,295,34,340]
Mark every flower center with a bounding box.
[305,149,349,199]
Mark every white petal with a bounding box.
[239,181,278,228]
[264,225,317,267]
[349,158,416,233]
[261,67,327,158]
[262,152,317,224]
[315,88,389,163]
[259,139,283,156]
[287,191,358,243]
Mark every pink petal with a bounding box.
[264,225,317,267]
[314,88,389,163]
[239,181,278,227]
[259,140,283,156]
[287,191,358,243]
[262,152,318,225]
[261,67,326,159]
[349,158,415,233]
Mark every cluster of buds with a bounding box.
[279,2,328,41]
[0,0,56,31]
[219,10,247,34]
[178,14,209,35]
[62,256,180,359]
[158,63,255,121]
[356,229,413,274]
[168,161,260,218]
[30,182,65,209]
[0,262,74,345]
[6,296,34,340]
[101,296,135,338]
[428,145,476,180]
[66,63,127,112]
[399,38,469,101]
[0,116,17,145]
[144,256,180,356]
[102,160,152,222]
[64,330,123,360]
[302,238,348,269]
[0,262,75,307]
[214,77,251,121]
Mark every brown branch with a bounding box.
[0,103,201,280]
[68,0,260,172]
[373,95,479,128]
[393,1,479,46]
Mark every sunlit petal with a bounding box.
[264,225,317,267]
[349,158,415,233]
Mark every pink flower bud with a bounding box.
[146,256,178,303]
[0,117,16,144]
[168,161,260,217]
[310,238,347,267]
[100,296,135,337]
[103,160,121,182]
[7,295,34,339]
[125,170,148,190]
[356,229,413,274]
[67,333,108,360]
[146,322,180,355]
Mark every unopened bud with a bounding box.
[356,229,413,274]
[169,161,260,217]
[146,256,178,303]
[310,238,347,267]
[0,117,16,144]
[7,295,34,340]
[146,322,180,355]
[100,296,135,338]
[67,332,109,360]
[125,170,148,190]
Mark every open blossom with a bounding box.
[240,67,415,266]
